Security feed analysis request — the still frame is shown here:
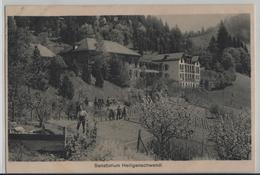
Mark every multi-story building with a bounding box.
[60,37,141,81]
[60,38,199,88]
[140,52,200,88]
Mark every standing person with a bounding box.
[76,104,88,134]
[94,97,97,110]
[108,108,113,120]
[116,106,121,120]
[106,97,110,107]
[122,106,127,120]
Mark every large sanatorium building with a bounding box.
[61,38,200,88]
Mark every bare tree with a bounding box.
[32,92,51,128]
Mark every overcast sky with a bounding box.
[157,14,233,32]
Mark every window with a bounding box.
[164,64,169,71]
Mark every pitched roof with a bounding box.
[140,52,184,62]
[30,44,56,58]
[65,38,140,57]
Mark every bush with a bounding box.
[209,104,220,115]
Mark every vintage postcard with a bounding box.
[4,5,255,173]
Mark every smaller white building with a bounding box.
[140,53,200,88]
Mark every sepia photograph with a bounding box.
[4,5,255,172]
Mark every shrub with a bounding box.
[209,104,221,115]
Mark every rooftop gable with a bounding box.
[68,38,140,57]
[30,44,56,58]
[141,52,184,62]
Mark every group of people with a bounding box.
[93,96,119,110]
[108,105,127,121]
[94,97,105,110]
[76,96,128,133]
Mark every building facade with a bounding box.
[60,37,141,81]
[140,52,200,88]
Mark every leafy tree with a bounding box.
[8,18,32,121]
[49,58,62,88]
[82,64,92,84]
[217,21,230,52]
[108,58,130,87]
[211,111,251,160]
[221,51,234,71]
[139,94,192,159]
[208,36,218,54]
[78,23,95,39]
[59,76,74,99]
[27,46,49,91]
[94,69,104,88]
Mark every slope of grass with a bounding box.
[207,73,251,109]
[190,28,217,49]
[65,72,129,103]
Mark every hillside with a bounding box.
[190,14,250,50]
[206,73,251,109]
[190,28,217,49]
[65,71,129,102]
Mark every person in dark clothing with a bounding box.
[94,97,98,109]
[76,105,88,133]
[116,106,121,120]
[101,98,104,108]
[106,97,110,107]
[108,109,114,120]
[122,107,127,120]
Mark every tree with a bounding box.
[8,18,32,121]
[56,97,66,120]
[27,46,49,90]
[49,58,63,88]
[94,69,104,88]
[108,57,130,87]
[139,94,192,159]
[221,51,234,71]
[59,76,74,99]
[217,21,230,52]
[32,92,51,128]
[82,64,92,84]
[208,36,218,54]
[211,111,251,160]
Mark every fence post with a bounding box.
[63,127,66,146]
[201,141,204,157]
[136,129,141,153]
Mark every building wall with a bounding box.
[140,58,201,88]
[178,59,200,88]
[162,60,180,80]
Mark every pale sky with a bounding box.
[157,14,233,32]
